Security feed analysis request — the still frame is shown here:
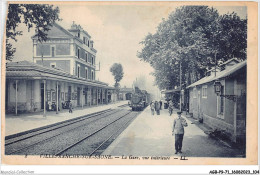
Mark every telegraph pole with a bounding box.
[179,60,182,111]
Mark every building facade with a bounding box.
[6,61,116,115]
[6,22,117,116]
[32,22,97,80]
[187,59,246,144]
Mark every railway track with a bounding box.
[5,108,113,143]
[5,108,139,156]
[5,109,124,155]
[55,110,136,156]
[88,111,138,156]
[117,104,130,108]
[5,109,118,146]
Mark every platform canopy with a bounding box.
[161,88,181,94]
[6,61,115,89]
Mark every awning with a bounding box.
[6,61,114,89]
[161,88,181,94]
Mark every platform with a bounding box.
[4,101,128,136]
[103,106,244,157]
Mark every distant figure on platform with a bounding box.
[150,101,155,115]
[168,101,174,116]
[69,100,73,113]
[159,100,162,110]
[172,111,188,154]
[155,101,160,115]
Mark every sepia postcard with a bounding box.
[1,1,258,170]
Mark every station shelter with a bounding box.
[187,59,246,144]
[5,61,116,116]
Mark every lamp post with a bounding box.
[213,81,222,95]
[175,58,182,111]
[214,80,237,102]
[179,60,182,111]
[43,80,46,117]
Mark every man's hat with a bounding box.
[177,111,182,114]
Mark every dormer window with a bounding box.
[78,32,80,38]
[83,37,86,44]
[88,40,90,47]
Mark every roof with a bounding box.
[186,75,216,88]
[31,22,97,53]
[6,61,112,89]
[219,58,239,67]
[214,60,246,80]
[187,60,246,88]
[31,23,74,39]
[161,88,181,94]
[120,88,133,93]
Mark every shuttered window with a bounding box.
[202,85,207,98]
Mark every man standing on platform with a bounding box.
[150,101,155,115]
[172,111,188,154]
[168,101,174,116]
[155,101,160,115]
[69,100,73,113]
[159,100,162,110]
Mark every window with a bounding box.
[217,81,225,119]
[88,54,91,63]
[88,40,90,47]
[91,70,94,80]
[50,62,56,68]
[77,66,80,78]
[83,37,86,44]
[92,56,94,65]
[85,53,88,62]
[220,86,224,114]
[78,32,80,38]
[193,87,197,98]
[77,48,80,59]
[51,46,55,57]
[85,68,88,79]
[202,85,207,98]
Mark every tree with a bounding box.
[110,63,124,100]
[138,6,247,90]
[110,63,124,88]
[5,4,60,61]
[217,13,247,61]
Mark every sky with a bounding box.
[9,2,247,99]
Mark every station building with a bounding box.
[5,22,117,115]
[187,59,246,144]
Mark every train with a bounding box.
[130,87,151,111]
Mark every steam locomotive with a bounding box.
[130,87,150,111]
